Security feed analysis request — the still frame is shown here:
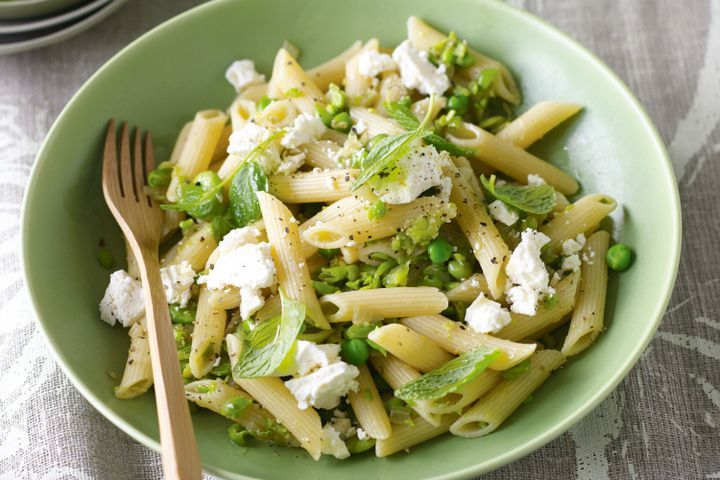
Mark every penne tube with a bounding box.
[307,40,363,91]
[257,192,329,329]
[302,140,341,169]
[168,121,193,165]
[228,98,256,132]
[446,121,578,195]
[227,335,323,460]
[189,287,228,378]
[207,287,241,310]
[114,317,153,399]
[540,194,617,255]
[368,323,455,373]
[495,269,581,342]
[376,72,408,107]
[497,101,582,149]
[185,378,274,430]
[399,315,536,371]
[161,222,217,271]
[319,287,448,323]
[348,364,392,440]
[449,350,565,437]
[345,39,379,99]
[562,231,610,356]
[256,99,298,128]
[369,355,441,426]
[239,82,268,102]
[426,369,502,415]
[166,109,228,202]
[349,107,404,137]
[268,48,324,115]
[269,169,357,203]
[375,414,456,457]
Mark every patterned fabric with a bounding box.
[1,0,718,478]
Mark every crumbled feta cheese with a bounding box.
[562,254,582,273]
[356,427,369,441]
[465,293,512,333]
[160,261,195,307]
[278,341,341,376]
[369,144,450,205]
[200,243,276,291]
[527,174,546,186]
[285,362,359,410]
[561,233,586,256]
[392,40,450,95]
[505,229,552,316]
[225,60,265,92]
[99,270,145,327]
[353,118,368,135]
[212,226,261,259]
[277,150,306,175]
[227,122,280,175]
[488,200,519,226]
[238,287,264,320]
[320,425,350,459]
[357,50,397,77]
[281,113,327,150]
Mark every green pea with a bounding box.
[147,167,172,188]
[427,237,453,264]
[606,243,633,271]
[340,338,370,366]
[345,322,381,339]
[448,253,473,280]
[257,96,272,111]
[193,170,221,190]
[315,104,334,127]
[326,84,347,112]
[448,95,469,116]
[419,276,444,289]
[346,436,376,454]
[367,200,387,221]
[331,111,352,133]
[318,248,339,259]
[179,218,195,232]
[96,249,114,269]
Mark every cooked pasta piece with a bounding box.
[302,140,341,169]
[445,273,491,302]
[399,315,536,371]
[185,378,274,429]
[160,222,217,271]
[269,169,357,203]
[562,231,610,356]
[449,350,565,437]
[375,415,456,457]
[268,48,324,115]
[540,193,617,254]
[349,107,404,137]
[307,41,363,91]
[168,121,192,165]
[426,369,502,415]
[114,317,152,399]
[319,287,448,323]
[207,287,240,310]
[257,192,329,329]
[496,101,582,149]
[368,324,455,372]
[348,364,392,440]
[228,97,256,132]
[345,39,379,100]
[189,287,227,378]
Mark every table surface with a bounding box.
[1,0,718,478]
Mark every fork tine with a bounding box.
[103,119,120,198]
[119,122,135,200]
[144,132,156,206]
[133,127,146,204]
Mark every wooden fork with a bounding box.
[102,120,202,480]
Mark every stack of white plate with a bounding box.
[0,0,127,55]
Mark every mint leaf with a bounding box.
[394,346,499,401]
[384,100,474,157]
[229,161,268,227]
[480,174,556,215]
[232,293,305,378]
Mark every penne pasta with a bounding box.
[268,48,324,115]
[445,273,491,303]
[302,140,341,169]
[540,194,617,255]
[185,378,274,430]
[349,107,404,137]
[368,323,455,373]
[375,415,456,457]
[189,287,228,378]
[269,169,357,203]
[307,41,363,91]
[348,364,392,440]
[497,101,582,149]
[161,222,217,271]
[319,287,448,323]
[114,317,153,399]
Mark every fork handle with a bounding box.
[136,249,202,480]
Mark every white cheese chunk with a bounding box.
[562,254,582,273]
[160,260,195,307]
[238,287,265,320]
[356,427,369,441]
[320,424,350,459]
[212,226,262,259]
[281,113,327,150]
[357,50,397,77]
[369,144,450,205]
[527,174,546,186]
[277,150,306,175]
[505,229,552,316]
[488,200,519,226]
[392,40,450,95]
[285,362,359,410]
[561,233,586,256]
[465,293,512,333]
[200,242,276,292]
[225,60,265,93]
[99,270,145,327]
[226,122,281,175]
[276,341,341,376]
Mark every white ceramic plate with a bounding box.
[0,0,125,55]
[0,0,111,35]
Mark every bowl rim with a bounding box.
[20,0,682,478]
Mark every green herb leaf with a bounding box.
[229,161,268,228]
[480,174,556,215]
[384,100,474,157]
[211,210,236,242]
[231,292,305,378]
[395,346,499,401]
[501,357,532,380]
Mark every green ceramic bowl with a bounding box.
[21,0,681,478]
[0,0,87,20]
